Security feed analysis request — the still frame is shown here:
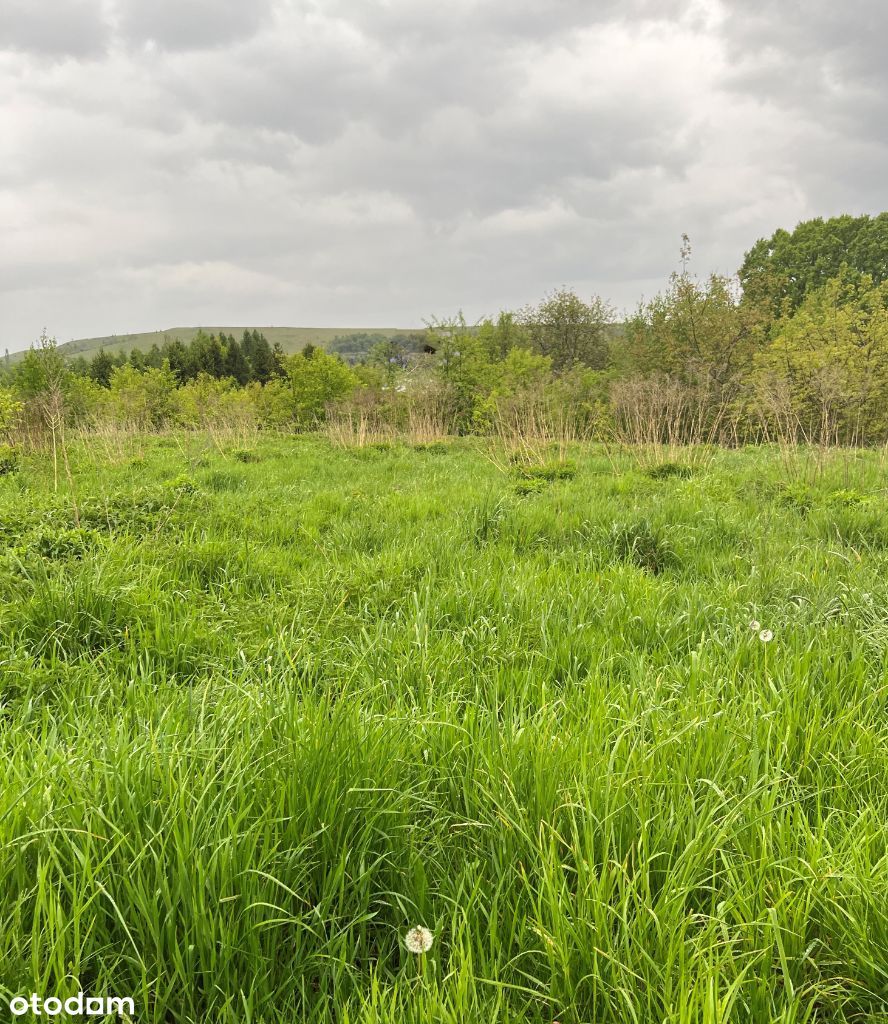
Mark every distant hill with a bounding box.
[10,326,422,363]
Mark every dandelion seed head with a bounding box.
[759,629,774,643]
[749,620,760,631]
[404,925,434,954]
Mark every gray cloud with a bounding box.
[1,0,886,350]
[115,0,274,51]
[0,0,108,58]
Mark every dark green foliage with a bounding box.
[88,347,114,386]
[0,443,19,475]
[242,329,278,382]
[740,212,888,316]
[646,461,693,479]
[222,336,251,385]
[71,329,283,388]
[190,330,226,377]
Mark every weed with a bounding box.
[514,460,577,482]
[646,461,693,479]
[231,448,261,463]
[606,518,678,574]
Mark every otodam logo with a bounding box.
[8,993,135,1017]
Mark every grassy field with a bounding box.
[0,435,886,1022]
[6,326,421,362]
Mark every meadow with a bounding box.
[0,434,886,1022]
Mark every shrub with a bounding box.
[175,374,256,430]
[284,349,358,426]
[0,443,20,475]
[778,482,816,513]
[105,363,178,428]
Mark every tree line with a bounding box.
[2,211,888,453]
[68,329,287,387]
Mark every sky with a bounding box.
[2,0,886,352]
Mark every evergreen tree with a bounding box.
[244,330,276,383]
[271,341,288,378]
[191,331,226,378]
[160,338,195,383]
[89,348,114,387]
[223,336,252,385]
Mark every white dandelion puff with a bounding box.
[759,629,773,643]
[404,925,434,954]
[749,619,761,631]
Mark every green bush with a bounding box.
[0,443,20,475]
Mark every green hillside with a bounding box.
[49,326,421,361]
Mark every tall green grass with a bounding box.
[0,437,886,1022]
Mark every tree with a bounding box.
[623,238,765,388]
[426,313,496,428]
[750,271,888,444]
[284,349,358,424]
[190,331,226,378]
[477,311,527,362]
[106,363,178,428]
[223,336,252,385]
[740,212,888,318]
[89,348,115,387]
[14,330,69,400]
[0,386,22,438]
[368,336,412,385]
[242,330,277,383]
[175,373,255,429]
[327,332,388,362]
[161,338,195,382]
[271,342,288,378]
[519,289,612,370]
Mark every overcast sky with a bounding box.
[2,0,886,351]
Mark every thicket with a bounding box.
[4,214,888,453]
